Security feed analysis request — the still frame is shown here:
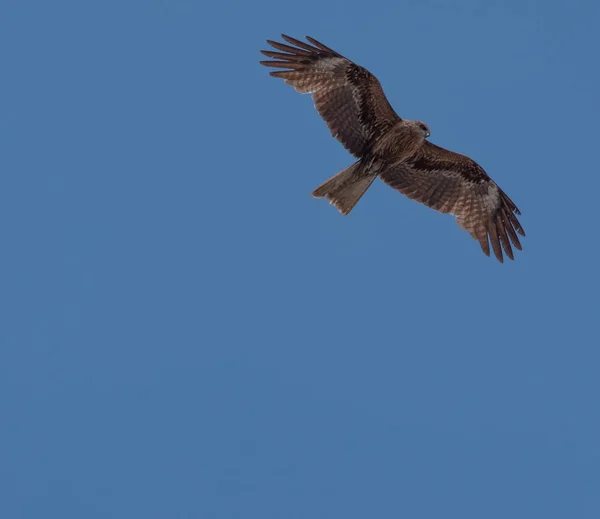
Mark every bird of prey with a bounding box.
[260,34,526,262]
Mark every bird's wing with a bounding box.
[260,35,401,158]
[379,141,525,262]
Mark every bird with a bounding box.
[259,34,525,262]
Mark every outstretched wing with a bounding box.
[260,35,400,158]
[379,141,526,262]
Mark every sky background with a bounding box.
[1,0,599,517]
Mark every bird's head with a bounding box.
[416,121,431,139]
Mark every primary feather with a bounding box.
[260,35,525,262]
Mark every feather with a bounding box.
[260,35,526,262]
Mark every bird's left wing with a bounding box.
[260,35,400,158]
[379,141,525,262]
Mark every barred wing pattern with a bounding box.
[379,141,526,262]
[260,35,526,262]
[260,35,400,157]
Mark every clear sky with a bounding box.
[2,0,599,517]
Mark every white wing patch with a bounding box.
[483,183,500,211]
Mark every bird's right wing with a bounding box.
[260,35,401,158]
[379,141,525,262]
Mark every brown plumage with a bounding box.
[260,34,526,262]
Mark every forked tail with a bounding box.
[311,160,378,215]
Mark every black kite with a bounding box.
[260,35,525,262]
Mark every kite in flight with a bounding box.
[260,35,526,262]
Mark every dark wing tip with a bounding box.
[499,188,526,239]
[259,60,303,70]
[480,239,491,257]
[280,34,317,52]
[268,70,294,78]
[305,35,339,55]
[264,34,342,58]
[488,222,504,263]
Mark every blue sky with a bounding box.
[1,0,599,517]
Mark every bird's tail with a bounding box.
[311,160,378,215]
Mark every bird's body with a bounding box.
[260,35,525,262]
